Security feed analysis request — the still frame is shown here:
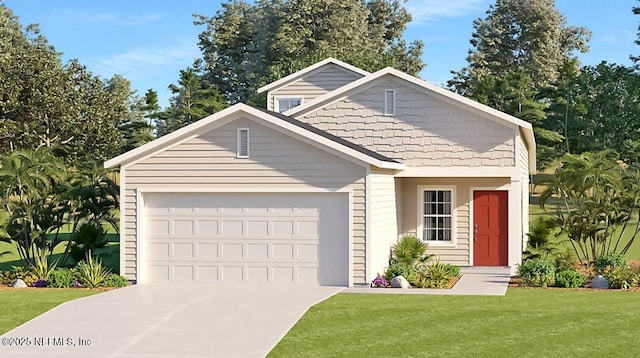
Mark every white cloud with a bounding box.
[53,10,163,27]
[89,38,200,80]
[405,0,491,25]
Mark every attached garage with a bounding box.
[105,104,404,287]
[141,192,349,285]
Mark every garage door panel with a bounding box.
[144,193,348,285]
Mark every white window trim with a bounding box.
[417,185,457,246]
[273,96,304,113]
[236,128,250,158]
[384,89,395,115]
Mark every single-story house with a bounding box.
[105,58,536,286]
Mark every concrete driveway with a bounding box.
[0,283,343,358]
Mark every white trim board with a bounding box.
[397,166,518,179]
[468,185,511,267]
[417,185,457,247]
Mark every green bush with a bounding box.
[518,257,556,287]
[0,271,13,286]
[32,250,58,281]
[554,270,586,288]
[444,264,460,277]
[384,262,418,285]
[389,235,433,266]
[414,260,457,289]
[104,274,128,288]
[603,266,637,290]
[594,253,627,274]
[2,266,39,286]
[48,269,76,288]
[75,253,111,288]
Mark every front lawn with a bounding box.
[0,289,98,334]
[269,289,640,357]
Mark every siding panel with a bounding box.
[299,79,517,167]
[268,64,365,111]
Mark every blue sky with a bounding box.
[3,0,638,107]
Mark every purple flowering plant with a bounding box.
[32,279,47,288]
[371,276,389,288]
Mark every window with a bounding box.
[276,98,302,113]
[237,128,249,158]
[384,89,395,115]
[420,187,454,243]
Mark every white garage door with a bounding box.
[142,192,349,285]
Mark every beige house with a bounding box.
[105,58,535,287]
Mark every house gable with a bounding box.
[257,58,369,112]
[296,77,518,169]
[105,104,403,171]
[288,67,536,173]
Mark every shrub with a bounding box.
[524,217,558,260]
[603,266,637,290]
[389,235,433,266]
[31,250,58,281]
[0,271,13,286]
[384,262,418,285]
[75,253,111,288]
[554,270,586,288]
[9,266,39,286]
[371,276,389,288]
[518,257,556,287]
[444,264,460,277]
[104,274,128,288]
[594,253,627,274]
[48,269,76,288]
[414,260,457,289]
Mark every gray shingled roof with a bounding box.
[256,107,401,164]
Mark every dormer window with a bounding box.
[276,97,302,113]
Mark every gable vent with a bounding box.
[237,128,249,158]
[384,89,395,115]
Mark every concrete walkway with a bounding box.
[0,283,343,358]
[344,266,511,296]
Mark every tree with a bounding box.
[194,0,424,104]
[0,4,143,162]
[449,0,590,97]
[571,62,640,165]
[143,89,161,126]
[0,148,119,268]
[540,152,640,265]
[632,1,640,64]
[156,66,225,136]
[109,76,155,153]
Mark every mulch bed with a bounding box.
[509,277,640,291]
[373,275,461,289]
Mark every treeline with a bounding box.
[2,1,640,169]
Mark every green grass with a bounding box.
[269,289,640,357]
[0,289,99,334]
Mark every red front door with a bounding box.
[473,190,508,266]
